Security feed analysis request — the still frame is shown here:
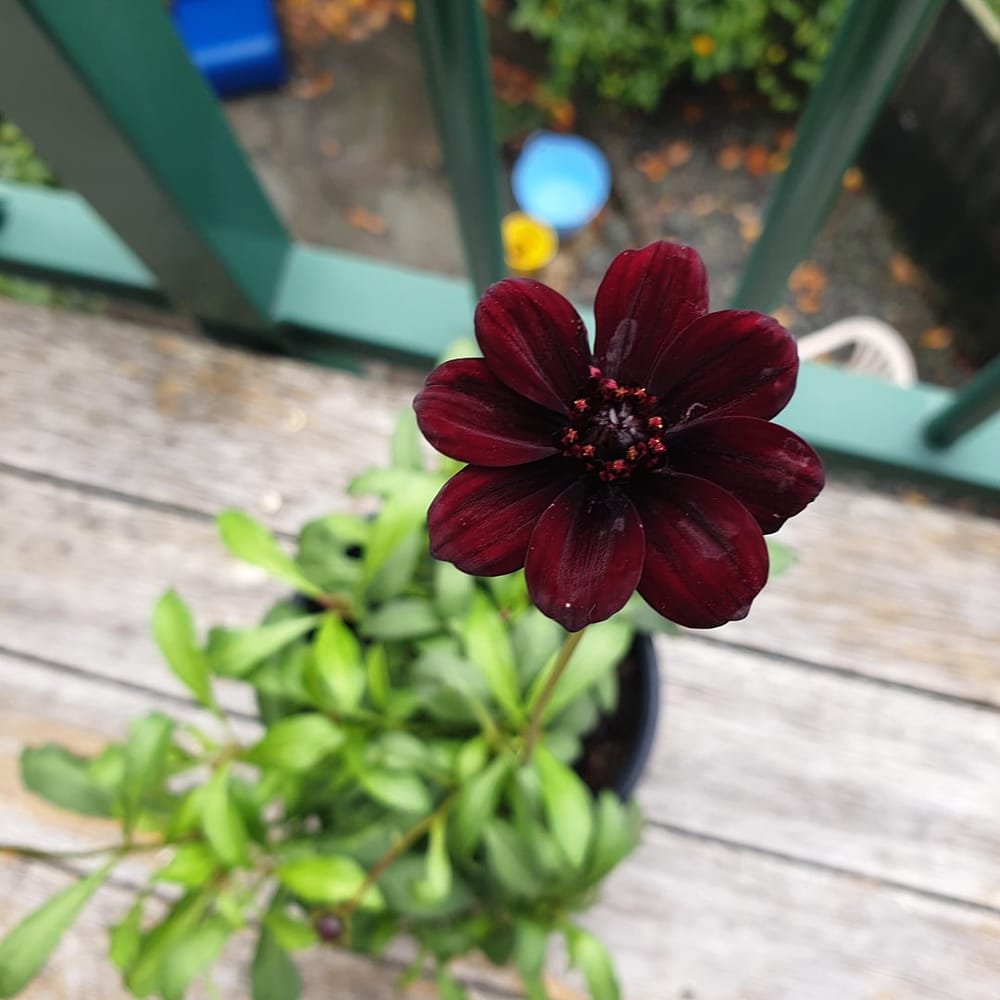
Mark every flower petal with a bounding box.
[414,358,561,466]
[593,242,708,385]
[476,279,592,412]
[525,481,644,631]
[648,309,798,423]
[665,416,825,534]
[428,459,578,576]
[633,473,768,628]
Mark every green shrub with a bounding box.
[0,119,56,186]
[507,0,850,112]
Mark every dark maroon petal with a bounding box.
[665,416,825,534]
[428,459,578,576]
[633,473,768,629]
[648,309,798,423]
[414,358,562,466]
[593,242,708,385]
[475,279,592,412]
[524,481,644,632]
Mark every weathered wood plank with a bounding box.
[5,828,1000,1000]
[4,618,999,910]
[2,301,999,703]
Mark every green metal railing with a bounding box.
[0,0,997,491]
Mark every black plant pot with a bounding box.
[573,635,660,800]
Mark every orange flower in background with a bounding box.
[691,34,716,58]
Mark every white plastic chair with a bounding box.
[797,316,918,387]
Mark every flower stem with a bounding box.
[521,627,587,762]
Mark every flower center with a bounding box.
[559,366,666,482]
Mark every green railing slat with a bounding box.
[0,0,291,343]
[414,0,506,295]
[731,0,944,313]
[923,352,1000,448]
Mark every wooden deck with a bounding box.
[1,298,999,999]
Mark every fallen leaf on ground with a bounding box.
[776,127,796,151]
[841,166,864,191]
[289,70,334,100]
[795,292,823,314]
[716,143,743,170]
[768,151,788,173]
[633,151,669,182]
[346,205,387,235]
[920,326,953,349]
[691,194,719,216]
[744,144,769,176]
[739,219,762,244]
[681,102,704,124]
[319,137,341,159]
[665,139,693,166]
[788,261,828,294]
[888,254,917,286]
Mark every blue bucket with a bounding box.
[512,131,612,237]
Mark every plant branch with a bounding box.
[340,789,458,918]
[0,838,168,862]
[521,627,587,762]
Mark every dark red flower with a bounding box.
[414,242,824,632]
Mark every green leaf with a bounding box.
[483,820,539,897]
[617,593,678,636]
[767,537,798,577]
[567,927,620,1000]
[305,615,365,712]
[276,855,383,910]
[217,510,322,597]
[512,607,564,687]
[514,918,548,982]
[360,598,441,641]
[360,768,432,815]
[159,913,231,1000]
[152,590,214,707]
[463,591,523,722]
[205,614,322,677]
[245,713,346,772]
[126,891,210,996]
[200,765,249,867]
[20,745,112,817]
[295,515,365,593]
[0,863,111,997]
[532,745,594,870]
[433,559,475,619]
[108,895,144,974]
[390,407,424,471]
[365,644,391,709]
[152,843,217,887]
[450,754,511,856]
[587,792,641,883]
[263,909,318,952]
[434,967,468,1000]
[378,857,473,919]
[358,476,440,583]
[252,926,301,1000]
[122,712,174,836]
[529,619,632,722]
[413,814,451,904]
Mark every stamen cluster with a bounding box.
[559,366,666,482]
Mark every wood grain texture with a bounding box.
[4,827,1000,1000]
[4,619,999,910]
[1,300,998,703]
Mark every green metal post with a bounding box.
[0,0,292,345]
[731,0,944,312]
[414,0,506,295]
[923,352,1000,447]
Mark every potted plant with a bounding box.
[0,242,824,1000]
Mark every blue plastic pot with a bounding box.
[512,131,612,237]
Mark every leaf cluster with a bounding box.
[3,413,675,1000]
[507,0,850,113]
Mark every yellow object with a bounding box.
[502,213,559,274]
[690,33,716,58]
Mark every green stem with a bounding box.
[339,790,458,920]
[522,627,587,762]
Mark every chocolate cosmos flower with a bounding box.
[414,242,824,632]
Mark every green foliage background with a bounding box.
[507,0,850,112]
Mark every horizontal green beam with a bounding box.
[782,364,1000,494]
[0,180,997,492]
